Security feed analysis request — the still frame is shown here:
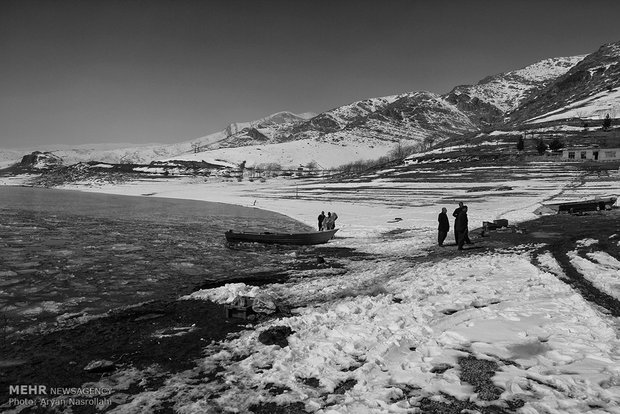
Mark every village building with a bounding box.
[561,147,620,161]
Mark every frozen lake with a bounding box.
[0,186,312,334]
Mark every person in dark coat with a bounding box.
[454,206,469,250]
[452,201,472,244]
[438,207,450,246]
[318,211,325,231]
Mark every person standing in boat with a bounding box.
[437,207,449,246]
[322,212,332,231]
[329,212,338,229]
[318,211,325,231]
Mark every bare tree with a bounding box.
[548,138,564,151]
[389,141,419,160]
[390,142,405,160]
[536,139,548,155]
[423,135,437,150]
[516,136,525,151]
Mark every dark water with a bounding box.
[0,186,313,334]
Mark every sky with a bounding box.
[1,0,620,149]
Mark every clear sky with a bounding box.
[1,0,619,149]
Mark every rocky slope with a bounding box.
[202,111,314,150]
[509,41,620,125]
[443,55,585,127]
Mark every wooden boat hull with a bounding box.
[225,229,338,245]
[535,196,617,215]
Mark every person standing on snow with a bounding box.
[455,206,469,250]
[452,201,472,245]
[437,207,449,246]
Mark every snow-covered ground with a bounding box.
[2,165,620,413]
[159,137,397,170]
[569,249,620,301]
[527,88,620,124]
[174,250,620,414]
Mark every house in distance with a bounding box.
[562,147,620,161]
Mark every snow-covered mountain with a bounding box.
[199,111,315,150]
[155,91,480,169]
[509,41,620,125]
[444,55,585,126]
[525,87,620,125]
[293,95,404,135]
[172,51,593,168]
[2,40,619,171]
[295,91,478,142]
[152,42,618,168]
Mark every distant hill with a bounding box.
[0,112,316,167]
[2,40,619,171]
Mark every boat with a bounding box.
[225,228,338,245]
[534,196,617,215]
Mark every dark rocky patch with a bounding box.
[458,356,504,400]
[415,354,524,412]
[419,393,524,414]
[442,309,459,315]
[430,363,453,374]
[298,377,320,388]
[313,246,374,261]
[264,383,292,395]
[380,228,411,237]
[249,401,307,414]
[333,378,357,394]
[257,325,294,347]
[0,299,247,405]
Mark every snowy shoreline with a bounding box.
[2,172,620,413]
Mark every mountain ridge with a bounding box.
[509,41,620,125]
[2,40,619,170]
[443,55,586,127]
